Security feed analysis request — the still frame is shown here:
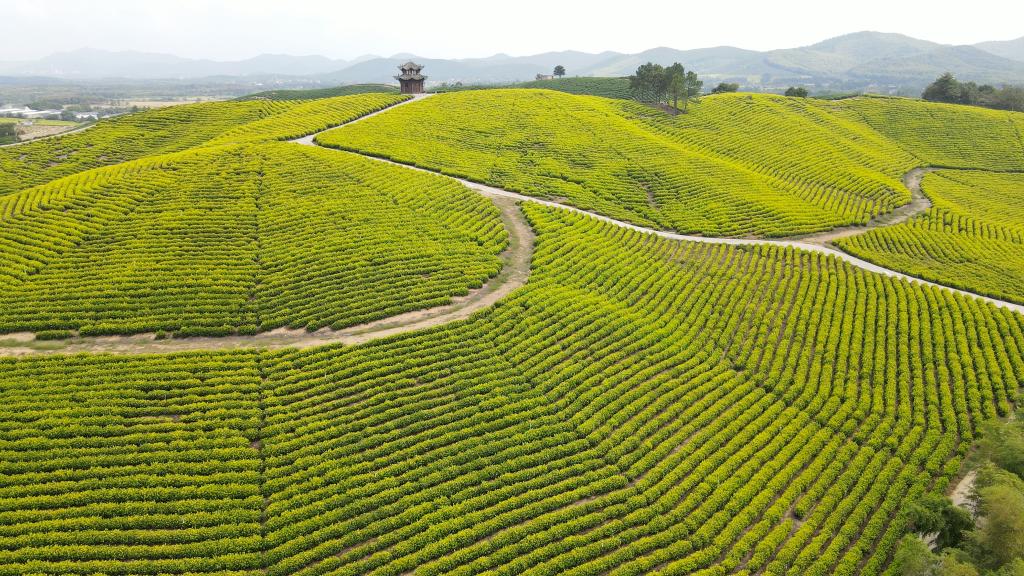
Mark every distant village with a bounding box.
[0,105,99,121]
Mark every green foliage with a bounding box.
[923,73,964,104]
[0,142,505,336]
[711,82,740,94]
[906,493,973,550]
[1,61,1024,576]
[515,76,632,99]
[0,350,265,574]
[893,536,941,576]
[843,96,1024,170]
[553,65,566,77]
[785,86,809,97]
[663,62,702,111]
[923,72,1024,112]
[205,92,406,144]
[837,171,1024,305]
[628,61,700,108]
[0,93,406,196]
[33,330,71,341]
[319,89,922,237]
[978,419,1024,488]
[236,83,399,101]
[3,204,1023,574]
[896,416,1024,575]
[976,484,1024,568]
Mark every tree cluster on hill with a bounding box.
[895,411,1024,576]
[923,72,1024,112]
[711,82,739,94]
[784,86,809,97]
[628,62,702,111]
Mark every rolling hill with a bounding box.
[976,35,1024,62]
[1,87,1023,576]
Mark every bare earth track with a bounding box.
[0,121,95,147]
[2,95,1022,356]
[799,167,935,244]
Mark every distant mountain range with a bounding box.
[3,32,1024,92]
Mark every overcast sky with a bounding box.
[5,0,1023,61]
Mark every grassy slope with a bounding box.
[236,83,399,101]
[842,95,1024,170]
[0,142,505,336]
[0,93,407,196]
[514,76,632,99]
[319,90,927,237]
[2,88,1024,575]
[2,205,1022,575]
[319,90,1024,303]
[837,169,1024,304]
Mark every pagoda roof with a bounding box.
[395,73,426,81]
[398,61,423,70]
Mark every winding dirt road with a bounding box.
[2,95,1022,357]
[306,140,1022,316]
[0,122,96,148]
[799,167,936,244]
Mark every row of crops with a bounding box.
[0,350,265,575]
[512,77,633,99]
[837,170,1024,305]
[317,90,1024,241]
[318,90,919,238]
[842,96,1024,171]
[0,93,406,196]
[0,142,505,336]
[2,204,1021,574]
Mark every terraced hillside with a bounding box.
[317,91,908,237]
[237,84,399,101]
[0,142,505,336]
[837,169,1024,304]
[512,77,633,99]
[317,90,1024,239]
[2,205,1022,575]
[0,93,405,195]
[842,96,1024,170]
[2,87,1024,576]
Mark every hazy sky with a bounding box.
[6,0,1023,61]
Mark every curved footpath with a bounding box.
[1,96,1021,356]
[314,141,1021,316]
[0,121,96,148]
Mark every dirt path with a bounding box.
[4,97,1023,357]
[799,167,936,244]
[0,122,95,147]
[949,470,977,511]
[0,192,531,357]
[291,93,430,146]
[316,149,1024,317]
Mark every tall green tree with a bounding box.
[682,70,703,111]
[665,63,686,109]
[711,82,739,94]
[906,493,973,550]
[629,62,666,103]
[923,73,962,103]
[976,484,1024,568]
[553,65,566,78]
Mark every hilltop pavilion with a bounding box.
[396,62,426,94]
